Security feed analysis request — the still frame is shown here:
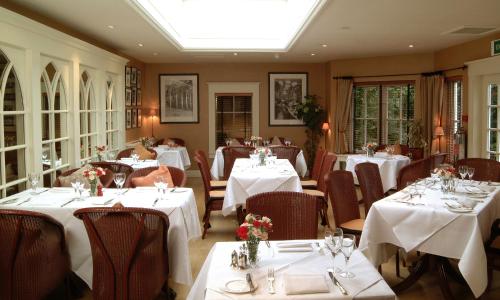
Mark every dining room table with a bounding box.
[153,145,191,170]
[211,146,308,180]
[359,178,500,298]
[345,153,411,192]
[0,186,201,287]
[187,240,396,300]
[222,158,303,216]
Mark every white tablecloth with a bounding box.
[0,187,201,287]
[359,180,500,297]
[345,154,410,192]
[110,159,160,170]
[211,147,308,180]
[222,159,302,216]
[187,240,395,300]
[154,146,191,170]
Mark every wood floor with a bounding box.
[79,177,500,299]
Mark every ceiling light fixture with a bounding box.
[153,52,159,56]
[274,53,280,59]
[233,52,238,56]
[138,43,144,47]
[321,44,327,48]
[409,44,414,48]
[107,25,114,29]
[129,0,327,51]
[311,53,316,56]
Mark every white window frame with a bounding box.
[79,70,98,164]
[105,78,119,154]
[353,85,379,150]
[383,84,414,145]
[487,82,499,160]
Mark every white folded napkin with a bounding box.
[284,274,329,295]
[278,247,314,253]
[276,242,312,248]
[334,251,384,297]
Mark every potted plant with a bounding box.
[295,95,326,170]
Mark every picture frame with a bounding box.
[131,67,137,86]
[137,108,142,127]
[268,72,308,126]
[125,88,132,106]
[132,109,137,128]
[125,67,131,87]
[131,87,137,106]
[126,109,131,129]
[137,70,141,88]
[137,89,142,106]
[158,73,199,123]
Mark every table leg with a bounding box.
[436,257,455,300]
[393,254,430,293]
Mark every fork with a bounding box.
[267,268,276,294]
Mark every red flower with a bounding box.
[262,221,272,230]
[236,226,248,240]
[253,220,261,228]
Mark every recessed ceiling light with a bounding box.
[107,25,114,29]
[321,44,327,48]
[138,43,144,47]
[274,53,280,59]
[311,53,316,56]
[409,44,414,48]
[340,26,350,30]
[153,52,159,56]
[233,52,238,56]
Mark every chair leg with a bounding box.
[202,209,212,239]
[396,250,401,278]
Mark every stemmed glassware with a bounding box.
[28,173,40,194]
[284,140,291,146]
[339,234,356,278]
[225,139,231,146]
[325,228,343,273]
[458,165,467,185]
[113,173,126,194]
[130,151,140,163]
[154,176,168,200]
[71,179,84,200]
[467,167,475,185]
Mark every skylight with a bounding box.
[130,0,326,51]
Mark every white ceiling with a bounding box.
[7,0,500,63]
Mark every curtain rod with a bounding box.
[332,65,467,80]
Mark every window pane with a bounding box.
[54,79,66,110]
[491,84,498,106]
[235,96,251,111]
[4,115,25,146]
[401,120,409,144]
[88,112,96,133]
[353,87,365,118]
[45,63,56,82]
[490,107,498,128]
[366,119,378,143]
[353,119,365,150]
[4,69,23,111]
[490,131,497,152]
[55,140,68,166]
[387,120,400,144]
[366,87,379,118]
[55,112,67,139]
[7,182,26,197]
[0,52,7,79]
[5,148,26,183]
[387,87,401,119]
[41,78,50,111]
[80,112,87,134]
[42,113,50,141]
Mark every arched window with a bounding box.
[41,62,70,186]
[105,78,119,156]
[80,70,97,163]
[0,50,27,197]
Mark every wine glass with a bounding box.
[154,176,167,200]
[225,139,231,146]
[414,179,426,198]
[113,173,126,194]
[71,179,84,200]
[458,165,467,184]
[28,173,40,194]
[325,228,343,273]
[467,167,475,185]
[339,234,356,278]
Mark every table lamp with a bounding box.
[322,122,330,148]
[149,108,157,138]
[434,126,444,153]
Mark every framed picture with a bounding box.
[268,72,308,126]
[125,88,132,106]
[132,109,137,128]
[131,67,137,86]
[131,87,137,106]
[158,74,199,123]
[137,70,141,88]
[137,89,142,106]
[126,109,131,129]
[125,67,131,87]
[137,108,142,127]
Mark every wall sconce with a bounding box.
[434,126,444,154]
[322,122,330,148]
[149,108,157,138]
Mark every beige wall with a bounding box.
[133,63,327,166]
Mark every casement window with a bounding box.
[487,83,499,160]
[215,94,252,147]
[105,79,119,155]
[79,70,98,164]
[447,79,463,161]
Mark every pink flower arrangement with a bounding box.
[83,167,106,181]
[434,166,455,179]
[236,214,273,241]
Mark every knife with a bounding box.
[246,273,255,292]
[60,198,76,207]
[328,270,348,295]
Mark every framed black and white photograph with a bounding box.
[137,89,142,106]
[137,70,141,88]
[268,72,308,126]
[158,73,199,123]
[131,87,137,106]
[125,67,131,87]
[125,88,132,106]
[132,109,137,128]
[126,109,131,129]
[137,108,142,127]
[131,67,137,86]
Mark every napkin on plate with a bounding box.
[284,274,329,295]
[276,242,313,252]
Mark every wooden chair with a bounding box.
[124,166,187,188]
[430,153,447,170]
[52,168,79,187]
[303,153,337,227]
[222,146,254,180]
[325,170,363,235]
[74,207,170,300]
[116,148,158,160]
[455,158,500,182]
[53,167,114,188]
[0,209,70,300]
[90,161,134,187]
[246,191,318,240]
[269,146,301,167]
[152,138,165,147]
[301,148,326,188]
[195,156,225,239]
[194,150,226,189]
[355,162,385,215]
[396,158,431,190]
[166,138,186,147]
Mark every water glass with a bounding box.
[458,165,467,183]
[113,173,126,193]
[325,228,343,273]
[154,176,168,200]
[339,234,356,278]
[467,167,475,184]
[130,151,139,163]
[28,173,40,194]
[71,179,84,200]
[225,139,231,146]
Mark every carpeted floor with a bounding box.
[79,177,500,299]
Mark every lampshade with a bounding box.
[149,108,157,116]
[322,122,330,131]
[434,126,444,137]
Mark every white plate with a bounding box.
[446,206,473,213]
[221,279,257,294]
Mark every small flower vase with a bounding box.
[252,141,257,148]
[259,152,265,166]
[246,239,260,266]
[97,154,102,162]
[89,180,98,197]
[367,148,375,157]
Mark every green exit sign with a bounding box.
[492,39,500,56]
